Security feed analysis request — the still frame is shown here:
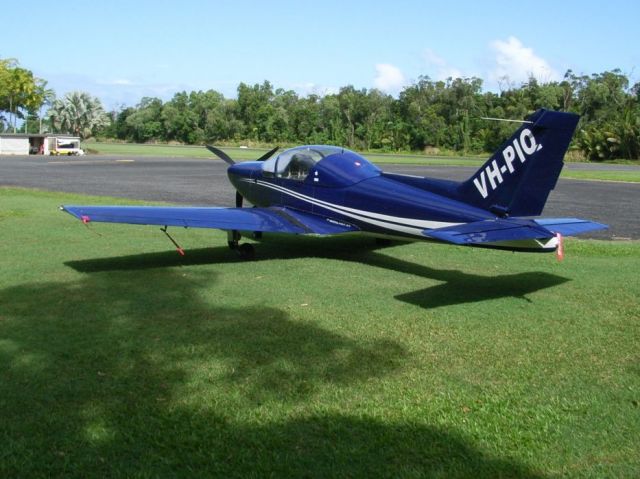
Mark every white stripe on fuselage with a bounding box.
[239,178,459,236]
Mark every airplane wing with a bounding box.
[424,217,606,245]
[61,205,360,235]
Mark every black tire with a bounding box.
[238,243,255,260]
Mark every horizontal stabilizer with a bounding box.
[534,218,608,236]
[61,205,358,236]
[425,218,554,245]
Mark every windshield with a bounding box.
[262,145,346,179]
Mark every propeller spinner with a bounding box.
[206,145,279,209]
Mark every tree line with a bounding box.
[102,71,640,160]
[0,58,52,134]
[2,56,639,160]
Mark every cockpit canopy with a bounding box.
[262,145,342,178]
[262,145,381,187]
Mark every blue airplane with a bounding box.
[62,109,606,259]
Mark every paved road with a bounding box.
[1,155,638,240]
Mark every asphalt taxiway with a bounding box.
[1,155,638,240]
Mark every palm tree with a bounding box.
[47,91,110,138]
[38,86,55,133]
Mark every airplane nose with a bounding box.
[228,162,258,178]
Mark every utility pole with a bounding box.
[9,95,16,133]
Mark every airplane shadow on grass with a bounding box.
[65,235,570,309]
[1,263,545,477]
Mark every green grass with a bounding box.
[561,169,640,183]
[1,187,639,477]
[87,142,260,160]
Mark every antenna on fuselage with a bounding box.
[480,117,534,124]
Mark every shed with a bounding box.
[0,134,31,155]
[0,133,83,155]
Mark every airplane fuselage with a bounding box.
[229,160,495,241]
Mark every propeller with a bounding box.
[205,145,280,209]
[205,145,235,165]
[205,145,279,165]
[256,146,279,161]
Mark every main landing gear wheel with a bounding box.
[227,230,255,260]
[227,230,241,250]
[237,243,255,260]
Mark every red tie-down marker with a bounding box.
[556,232,564,261]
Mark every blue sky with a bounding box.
[4,0,639,109]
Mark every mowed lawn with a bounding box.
[1,187,639,477]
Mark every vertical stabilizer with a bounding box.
[457,109,579,217]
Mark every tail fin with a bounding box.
[458,109,579,217]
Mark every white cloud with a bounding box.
[293,82,339,97]
[373,63,406,94]
[42,72,191,110]
[423,49,462,80]
[95,78,136,87]
[489,36,559,85]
